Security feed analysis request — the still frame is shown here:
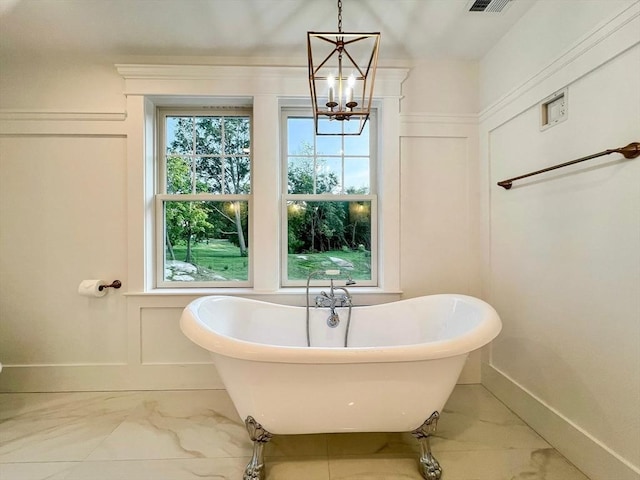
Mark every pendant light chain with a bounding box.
[337,0,343,33]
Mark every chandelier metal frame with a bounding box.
[307,0,380,135]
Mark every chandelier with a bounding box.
[307,0,380,135]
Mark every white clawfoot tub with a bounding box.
[180,294,501,480]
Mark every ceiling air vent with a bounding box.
[468,0,512,13]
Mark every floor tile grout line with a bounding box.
[73,392,150,463]
[325,445,577,458]
[0,460,82,465]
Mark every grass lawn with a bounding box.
[170,240,248,281]
[287,249,371,281]
[168,239,371,282]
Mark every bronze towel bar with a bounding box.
[497,142,640,190]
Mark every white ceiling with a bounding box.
[0,0,536,64]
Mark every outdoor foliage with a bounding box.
[165,116,250,266]
[286,142,370,256]
[163,115,372,282]
[286,199,371,254]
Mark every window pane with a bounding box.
[166,117,194,155]
[195,157,222,194]
[318,117,342,135]
[341,119,366,136]
[224,117,251,155]
[166,156,193,194]
[343,123,369,155]
[316,157,342,194]
[288,117,314,154]
[286,200,372,281]
[287,116,371,196]
[195,117,222,155]
[164,200,249,282]
[317,117,364,136]
[288,157,315,194]
[316,135,342,156]
[344,157,370,193]
[224,156,251,194]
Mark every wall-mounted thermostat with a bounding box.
[540,88,568,131]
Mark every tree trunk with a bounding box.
[351,219,358,247]
[310,215,316,252]
[166,232,176,260]
[185,226,193,264]
[233,201,247,256]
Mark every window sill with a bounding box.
[124,287,403,306]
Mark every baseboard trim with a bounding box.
[0,363,224,392]
[482,363,640,480]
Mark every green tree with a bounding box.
[167,116,250,257]
[345,187,371,250]
[165,156,213,264]
[287,144,339,195]
[287,143,348,253]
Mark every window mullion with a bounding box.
[221,117,226,195]
[191,117,197,195]
[341,133,345,194]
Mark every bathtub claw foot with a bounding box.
[412,411,442,480]
[418,457,442,480]
[243,416,273,480]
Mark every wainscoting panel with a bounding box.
[140,307,212,365]
[479,6,640,478]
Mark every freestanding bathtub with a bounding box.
[180,294,501,480]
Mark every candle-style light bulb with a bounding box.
[326,75,337,109]
[346,74,357,109]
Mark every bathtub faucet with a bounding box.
[306,270,355,345]
[316,279,352,328]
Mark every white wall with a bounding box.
[0,136,127,365]
[399,60,481,381]
[399,60,479,299]
[402,60,478,114]
[0,53,125,112]
[479,0,638,110]
[478,2,640,479]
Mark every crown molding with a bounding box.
[115,64,409,98]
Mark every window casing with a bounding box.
[117,64,405,298]
[156,108,252,288]
[281,108,378,287]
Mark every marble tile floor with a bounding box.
[0,385,590,480]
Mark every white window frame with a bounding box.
[117,64,406,299]
[280,107,379,287]
[155,107,253,288]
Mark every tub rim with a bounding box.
[179,294,502,364]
